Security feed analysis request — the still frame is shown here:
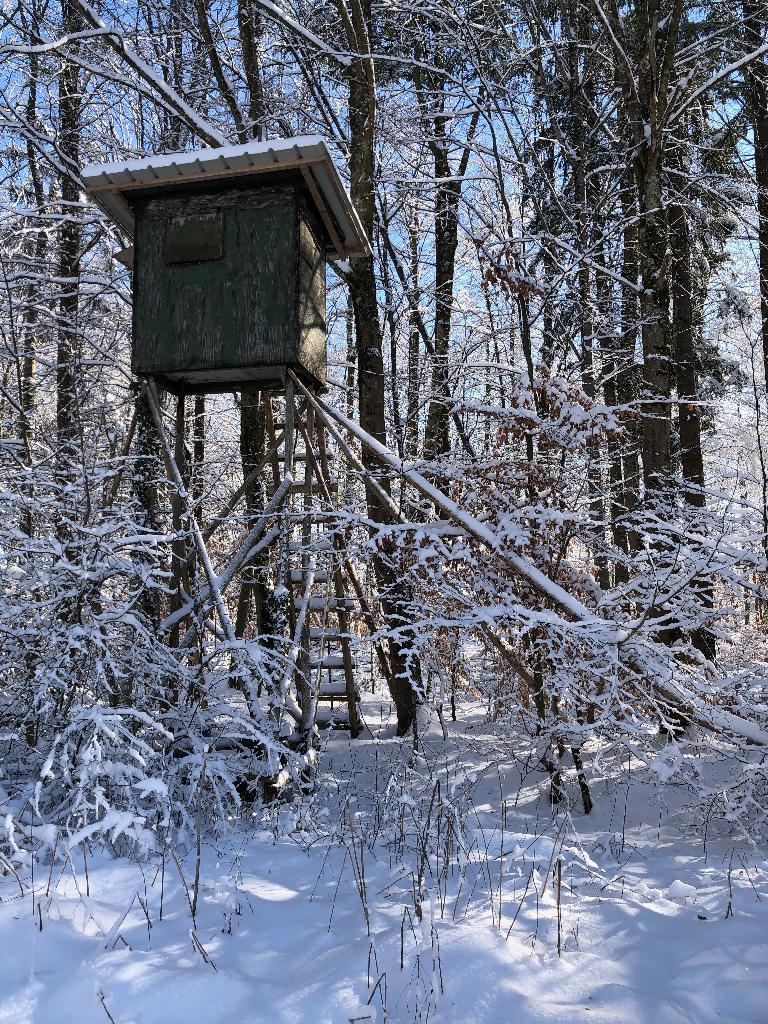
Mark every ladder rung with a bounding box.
[289,540,334,553]
[312,654,346,670]
[296,478,338,489]
[267,481,339,496]
[303,512,345,523]
[290,569,330,584]
[294,597,358,611]
[315,707,349,726]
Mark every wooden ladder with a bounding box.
[268,385,362,739]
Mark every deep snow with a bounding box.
[1,700,767,1024]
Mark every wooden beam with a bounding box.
[300,166,348,259]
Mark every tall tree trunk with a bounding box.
[744,0,768,576]
[342,0,422,734]
[18,50,46,539]
[238,0,266,137]
[236,391,269,638]
[405,217,421,459]
[417,74,480,460]
[233,3,274,642]
[602,1,684,492]
[132,387,163,628]
[556,1,610,588]
[635,157,672,491]
[668,181,705,501]
[611,187,642,579]
[423,101,459,459]
[668,144,715,660]
[56,0,83,491]
[744,0,768,389]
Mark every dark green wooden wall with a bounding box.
[132,183,326,392]
[298,215,326,382]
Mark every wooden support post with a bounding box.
[169,394,187,651]
[265,395,282,494]
[281,377,296,645]
[297,400,315,736]
[281,558,316,740]
[283,375,296,479]
[314,420,361,736]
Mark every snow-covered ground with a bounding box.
[2,700,767,1024]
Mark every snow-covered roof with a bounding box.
[82,136,369,260]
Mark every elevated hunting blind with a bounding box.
[82,137,368,393]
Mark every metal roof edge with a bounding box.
[82,135,327,185]
[82,136,370,259]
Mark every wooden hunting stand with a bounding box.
[83,137,374,743]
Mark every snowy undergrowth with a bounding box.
[1,699,767,1024]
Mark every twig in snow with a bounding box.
[63,845,84,900]
[97,990,117,1024]
[159,848,166,921]
[348,817,370,935]
[190,928,217,970]
[725,850,735,919]
[136,891,152,946]
[166,841,195,923]
[82,844,90,897]
[45,830,60,897]
[192,750,207,920]
[104,894,137,951]
[506,866,534,940]
[327,846,348,932]
[0,852,26,896]
[736,851,762,902]
[366,970,387,1021]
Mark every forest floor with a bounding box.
[1,697,767,1024]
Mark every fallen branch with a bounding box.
[296,379,768,748]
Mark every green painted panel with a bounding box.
[298,213,326,383]
[133,185,325,387]
[164,212,223,264]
